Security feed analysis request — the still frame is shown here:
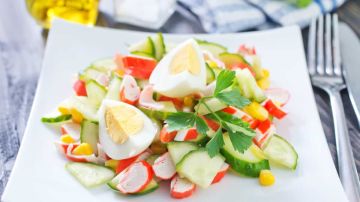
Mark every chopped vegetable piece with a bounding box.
[73,80,87,96]
[72,143,94,156]
[122,55,157,79]
[259,170,275,186]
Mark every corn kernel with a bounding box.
[58,106,70,115]
[71,108,83,123]
[61,134,75,144]
[183,96,194,107]
[105,159,119,170]
[262,69,270,78]
[72,143,93,155]
[206,61,218,69]
[257,77,270,90]
[259,170,275,186]
[243,102,269,121]
[115,69,125,77]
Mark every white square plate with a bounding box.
[2,20,348,202]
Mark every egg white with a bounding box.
[149,39,206,98]
[98,99,157,160]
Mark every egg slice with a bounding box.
[149,39,206,98]
[98,99,157,160]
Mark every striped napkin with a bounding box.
[178,0,346,33]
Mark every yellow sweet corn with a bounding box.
[243,102,269,121]
[72,143,93,156]
[206,61,218,69]
[105,159,119,171]
[259,170,275,186]
[61,134,75,144]
[70,108,83,123]
[257,77,270,90]
[183,96,194,107]
[58,106,70,115]
[262,69,270,78]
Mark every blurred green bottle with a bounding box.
[25,0,99,29]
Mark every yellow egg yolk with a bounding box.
[170,43,200,75]
[105,105,144,144]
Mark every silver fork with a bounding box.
[308,14,360,202]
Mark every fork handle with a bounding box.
[329,87,360,202]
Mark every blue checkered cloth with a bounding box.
[178,0,346,33]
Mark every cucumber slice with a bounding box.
[221,133,270,177]
[129,37,155,57]
[41,114,72,124]
[176,149,225,188]
[90,58,117,72]
[86,80,107,107]
[206,63,216,84]
[66,162,115,188]
[262,135,298,170]
[108,175,159,195]
[195,97,227,115]
[152,33,166,60]
[105,75,122,100]
[79,67,107,84]
[235,69,266,103]
[219,52,250,69]
[167,142,199,165]
[196,39,227,57]
[130,51,156,59]
[139,101,177,120]
[70,96,98,122]
[250,55,264,80]
[80,120,99,154]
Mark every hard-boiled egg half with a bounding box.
[98,99,157,160]
[149,39,206,98]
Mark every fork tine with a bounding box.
[332,14,342,76]
[316,15,325,75]
[308,18,317,75]
[325,14,333,75]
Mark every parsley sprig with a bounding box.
[165,69,254,157]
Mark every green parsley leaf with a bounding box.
[214,70,235,95]
[206,128,224,157]
[215,89,251,109]
[215,111,255,137]
[195,116,209,135]
[165,112,196,132]
[224,123,253,153]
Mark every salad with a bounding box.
[42,33,298,199]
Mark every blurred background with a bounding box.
[0,0,359,197]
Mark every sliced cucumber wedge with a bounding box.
[66,162,115,188]
[262,134,298,170]
[221,133,270,177]
[105,75,122,100]
[152,33,166,60]
[167,142,199,165]
[90,58,117,72]
[139,101,177,120]
[219,52,249,69]
[80,120,99,154]
[86,80,107,107]
[206,63,216,84]
[130,51,156,59]
[79,67,108,84]
[41,114,72,124]
[195,97,227,115]
[196,39,227,57]
[235,68,266,103]
[176,149,225,188]
[129,37,155,57]
[70,96,98,122]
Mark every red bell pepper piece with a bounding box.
[122,55,157,80]
[73,80,87,96]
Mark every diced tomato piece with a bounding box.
[122,55,157,80]
[73,80,87,96]
[160,125,178,143]
[263,99,287,119]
